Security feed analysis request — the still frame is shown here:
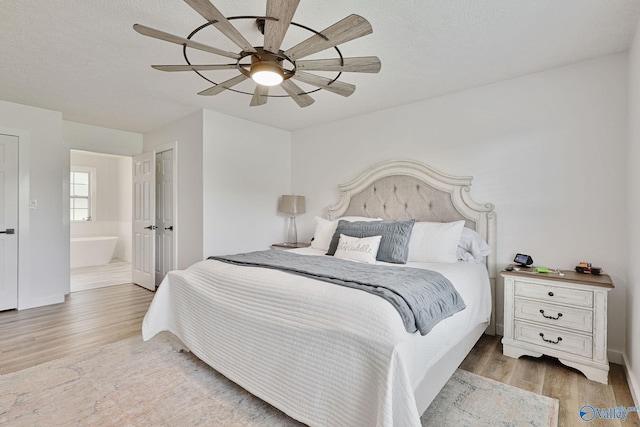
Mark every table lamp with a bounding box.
[278,195,305,245]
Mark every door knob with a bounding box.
[0,228,15,234]
[144,225,157,230]
[165,226,173,231]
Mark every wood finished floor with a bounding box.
[70,259,132,292]
[0,284,154,375]
[0,284,637,426]
[461,335,640,427]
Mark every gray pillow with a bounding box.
[327,220,416,264]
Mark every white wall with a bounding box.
[118,155,133,261]
[70,150,132,262]
[144,110,204,269]
[0,100,68,308]
[202,109,292,256]
[64,121,143,156]
[626,18,640,404]
[144,109,292,264]
[291,54,629,357]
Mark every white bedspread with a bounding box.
[142,248,491,427]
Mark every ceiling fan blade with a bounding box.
[152,64,238,72]
[197,74,248,96]
[292,71,355,97]
[250,85,270,106]
[284,14,373,61]
[134,24,240,59]
[263,0,300,53]
[296,56,381,73]
[184,0,257,53]
[280,80,315,107]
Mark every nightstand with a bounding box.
[271,242,310,250]
[501,269,614,384]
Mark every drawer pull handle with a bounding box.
[539,309,563,320]
[539,333,562,344]
[548,292,554,297]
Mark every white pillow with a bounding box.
[310,216,381,251]
[407,220,465,263]
[339,216,381,222]
[457,227,491,263]
[310,217,338,251]
[334,234,382,264]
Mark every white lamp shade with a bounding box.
[279,195,305,215]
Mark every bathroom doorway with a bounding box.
[69,150,133,292]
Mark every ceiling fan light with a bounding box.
[250,61,284,86]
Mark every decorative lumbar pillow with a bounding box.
[310,216,381,252]
[327,219,415,264]
[333,234,382,264]
[457,227,491,263]
[407,220,465,263]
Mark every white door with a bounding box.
[0,135,18,311]
[132,151,156,291]
[155,150,174,286]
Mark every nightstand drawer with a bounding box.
[514,298,593,333]
[514,281,593,308]
[514,321,593,358]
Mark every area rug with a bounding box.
[421,368,559,427]
[0,335,558,426]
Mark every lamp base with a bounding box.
[286,215,298,246]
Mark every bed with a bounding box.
[142,159,496,427]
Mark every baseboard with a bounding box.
[623,353,640,407]
[18,294,65,310]
[608,349,625,365]
[496,320,504,337]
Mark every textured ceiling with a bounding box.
[1,0,639,133]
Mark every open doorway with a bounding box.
[70,150,133,292]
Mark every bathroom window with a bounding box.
[70,169,94,221]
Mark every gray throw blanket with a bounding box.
[208,250,465,335]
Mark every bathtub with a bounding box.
[70,236,118,269]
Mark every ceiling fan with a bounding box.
[133,0,381,108]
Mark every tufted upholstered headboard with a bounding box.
[328,159,497,334]
[331,174,475,229]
